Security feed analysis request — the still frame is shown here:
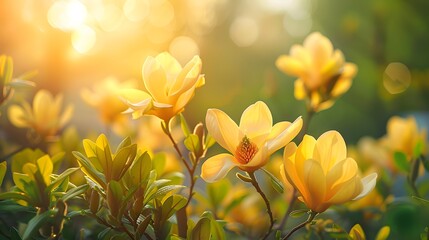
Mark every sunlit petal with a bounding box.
[314,130,347,173]
[266,116,303,154]
[201,153,236,183]
[206,108,239,153]
[353,173,377,200]
[239,101,272,137]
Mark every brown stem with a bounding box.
[282,211,317,240]
[162,119,197,238]
[248,171,274,240]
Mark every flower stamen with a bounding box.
[235,136,258,164]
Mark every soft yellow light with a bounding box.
[123,0,150,22]
[229,17,259,47]
[71,25,96,54]
[148,0,175,27]
[383,62,411,94]
[47,0,87,31]
[169,36,200,65]
[95,3,124,32]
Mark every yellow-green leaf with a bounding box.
[36,155,53,186]
[375,226,390,240]
[0,162,6,186]
[107,180,123,218]
[191,217,211,240]
[112,144,136,181]
[0,55,13,85]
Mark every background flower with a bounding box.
[276,32,357,112]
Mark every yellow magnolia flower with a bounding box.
[81,77,136,127]
[276,32,357,112]
[381,116,426,158]
[201,101,303,182]
[8,89,73,140]
[121,52,205,122]
[281,130,377,213]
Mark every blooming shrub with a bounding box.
[0,29,428,240]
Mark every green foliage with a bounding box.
[0,161,6,186]
[393,151,410,172]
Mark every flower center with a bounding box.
[235,136,258,164]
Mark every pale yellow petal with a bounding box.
[118,89,152,109]
[304,32,333,69]
[8,105,29,128]
[303,159,326,211]
[142,56,168,102]
[275,55,306,77]
[297,134,317,161]
[290,44,311,67]
[266,116,303,154]
[169,55,202,96]
[320,50,344,82]
[326,158,358,191]
[206,108,239,153]
[33,90,52,126]
[353,173,377,200]
[283,142,308,198]
[239,101,272,138]
[201,153,235,183]
[155,52,182,82]
[331,63,356,97]
[327,175,362,205]
[314,130,347,173]
[294,79,307,100]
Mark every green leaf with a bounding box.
[8,79,35,88]
[179,114,191,137]
[115,136,132,153]
[11,148,44,174]
[0,161,6,186]
[73,151,106,188]
[191,217,211,240]
[9,227,22,240]
[261,168,284,193]
[421,155,429,172]
[151,185,185,201]
[207,180,229,209]
[36,155,53,186]
[107,180,124,218]
[161,195,187,222]
[0,191,32,203]
[61,184,89,201]
[112,144,137,180]
[22,209,58,240]
[290,209,308,218]
[184,134,200,153]
[201,211,225,240]
[0,55,13,85]
[236,172,252,182]
[46,167,79,193]
[126,151,151,187]
[413,141,424,158]
[394,151,410,172]
[205,135,216,149]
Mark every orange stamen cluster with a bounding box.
[235,136,258,164]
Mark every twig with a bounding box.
[283,211,317,240]
[248,171,274,240]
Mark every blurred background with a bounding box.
[1,0,429,144]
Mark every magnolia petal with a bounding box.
[155,52,182,80]
[206,108,239,153]
[8,105,28,128]
[353,173,377,200]
[327,175,362,205]
[314,130,347,173]
[267,116,303,155]
[326,158,358,190]
[294,79,307,100]
[303,159,326,211]
[174,85,196,112]
[304,32,333,70]
[239,101,273,138]
[297,135,317,162]
[317,100,335,112]
[142,56,168,103]
[290,44,311,67]
[201,153,235,183]
[276,55,306,77]
[169,55,202,96]
[33,90,52,126]
[331,63,356,97]
[153,101,173,109]
[283,143,308,198]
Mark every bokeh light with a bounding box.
[71,25,96,54]
[229,16,259,47]
[383,62,411,94]
[47,0,87,31]
[169,36,200,64]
